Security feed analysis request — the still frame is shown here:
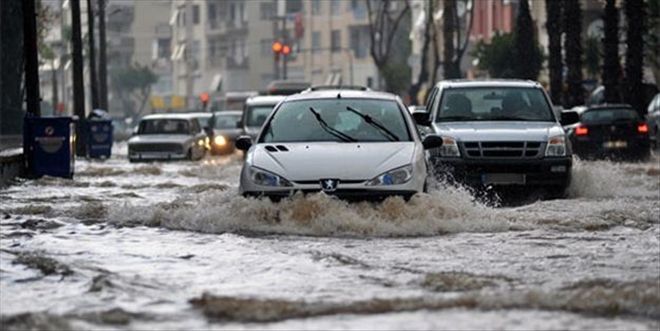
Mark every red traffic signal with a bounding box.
[272,41,283,53]
[199,92,209,106]
[282,45,291,55]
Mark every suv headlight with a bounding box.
[545,135,566,157]
[366,164,413,186]
[249,167,292,187]
[437,136,461,157]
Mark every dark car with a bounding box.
[566,104,650,161]
[209,111,243,155]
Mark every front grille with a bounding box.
[293,179,366,185]
[462,141,542,159]
[130,143,183,154]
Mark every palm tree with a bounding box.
[546,0,563,105]
[624,0,645,115]
[602,0,621,103]
[563,0,584,107]
[514,0,542,80]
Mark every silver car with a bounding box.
[235,89,443,200]
[647,93,660,148]
[128,114,207,162]
[240,95,287,140]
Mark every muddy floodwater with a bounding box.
[1,144,659,330]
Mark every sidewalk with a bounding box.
[0,135,24,186]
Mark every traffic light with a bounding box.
[272,40,292,59]
[282,45,291,56]
[199,92,209,109]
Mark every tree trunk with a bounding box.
[624,0,645,115]
[443,0,460,79]
[602,0,621,104]
[87,0,98,109]
[563,0,584,108]
[546,0,563,105]
[0,0,25,135]
[409,0,433,105]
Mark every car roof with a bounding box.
[245,95,287,105]
[213,110,242,116]
[434,79,544,89]
[284,89,400,102]
[185,112,213,117]
[140,113,200,120]
[586,103,634,110]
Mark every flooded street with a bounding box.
[1,144,659,330]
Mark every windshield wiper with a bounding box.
[489,116,532,121]
[345,106,399,141]
[308,107,357,142]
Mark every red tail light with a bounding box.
[575,126,589,136]
[637,123,649,134]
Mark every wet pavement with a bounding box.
[1,143,659,330]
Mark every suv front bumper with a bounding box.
[430,156,572,188]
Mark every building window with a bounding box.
[349,26,368,58]
[331,0,341,15]
[260,2,274,19]
[192,5,200,25]
[312,0,321,15]
[156,38,171,59]
[331,30,341,53]
[208,3,216,21]
[312,31,321,53]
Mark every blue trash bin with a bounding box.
[24,116,75,178]
[86,119,113,159]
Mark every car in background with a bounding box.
[209,111,243,155]
[266,80,311,96]
[235,88,443,200]
[413,80,579,198]
[187,112,213,149]
[239,95,286,140]
[128,114,207,162]
[646,93,660,149]
[566,104,650,160]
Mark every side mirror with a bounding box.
[560,111,580,126]
[235,135,253,151]
[422,135,443,150]
[412,109,431,126]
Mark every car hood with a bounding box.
[432,121,564,141]
[128,135,190,144]
[250,142,416,181]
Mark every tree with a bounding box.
[0,0,24,135]
[545,0,563,104]
[584,36,601,80]
[513,0,542,80]
[110,64,157,121]
[602,0,621,103]
[442,0,474,79]
[472,32,517,78]
[408,0,434,104]
[365,0,411,92]
[563,0,584,107]
[624,0,646,115]
[647,0,660,86]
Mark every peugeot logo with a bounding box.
[320,179,339,192]
[44,126,54,136]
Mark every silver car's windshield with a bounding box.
[214,114,241,129]
[261,99,411,143]
[138,119,190,135]
[436,87,554,122]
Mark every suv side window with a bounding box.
[425,87,438,111]
[190,119,201,134]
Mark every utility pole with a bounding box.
[97,0,108,111]
[184,1,194,108]
[87,0,99,109]
[23,0,41,117]
[71,0,87,156]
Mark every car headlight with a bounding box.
[249,167,292,187]
[197,139,205,147]
[366,164,413,186]
[545,135,566,157]
[437,136,461,157]
[214,135,227,146]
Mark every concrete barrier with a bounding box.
[0,148,24,186]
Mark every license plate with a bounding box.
[603,140,628,149]
[481,173,526,185]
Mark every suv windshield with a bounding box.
[214,114,241,129]
[581,108,639,124]
[436,87,554,122]
[245,105,277,127]
[261,99,411,143]
[138,119,191,135]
